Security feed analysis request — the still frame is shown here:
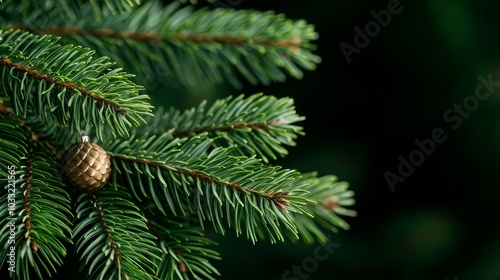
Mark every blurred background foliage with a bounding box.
[161,0,499,279]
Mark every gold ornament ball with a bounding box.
[61,136,111,192]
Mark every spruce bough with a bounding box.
[0,1,356,279]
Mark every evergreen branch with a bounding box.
[79,0,142,15]
[0,29,153,140]
[73,186,161,280]
[0,115,73,279]
[133,94,304,162]
[105,132,312,243]
[0,105,64,156]
[0,0,141,21]
[147,216,220,280]
[178,0,218,5]
[285,173,357,244]
[13,108,92,153]
[1,0,321,88]
[24,112,80,153]
[0,114,29,177]
[23,92,303,163]
[20,142,37,254]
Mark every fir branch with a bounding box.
[0,105,64,156]
[284,173,357,244]
[179,0,217,5]
[81,0,142,15]
[0,114,29,176]
[147,216,220,280]
[134,94,305,162]
[11,109,89,154]
[37,27,304,49]
[1,58,124,113]
[0,115,73,280]
[0,0,141,21]
[73,186,161,280]
[23,112,79,154]
[0,29,153,140]
[105,132,312,243]
[1,0,321,88]
[21,142,38,254]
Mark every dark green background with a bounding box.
[187,1,500,279]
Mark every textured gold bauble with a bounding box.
[61,136,111,192]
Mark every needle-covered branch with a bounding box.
[0,114,73,280]
[73,186,161,279]
[147,215,220,280]
[0,29,153,140]
[135,93,305,162]
[0,0,321,88]
[283,172,357,244]
[105,131,312,244]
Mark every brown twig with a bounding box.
[24,26,302,52]
[172,118,286,138]
[0,57,125,115]
[22,142,41,253]
[0,103,61,154]
[91,194,122,262]
[109,154,291,211]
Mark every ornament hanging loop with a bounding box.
[79,131,89,143]
[81,135,90,143]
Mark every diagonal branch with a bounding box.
[109,153,291,211]
[73,188,160,279]
[172,118,286,138]
[0,58,125,114]
[105,133,310,243]
[146,218,220,279]
[89,193,122,264]
[0,29,153,139]
[21,141,41,253]
[0,115,73,278]
[29,26,302,52]
[2,1,321,88]
[131,94,304,162]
